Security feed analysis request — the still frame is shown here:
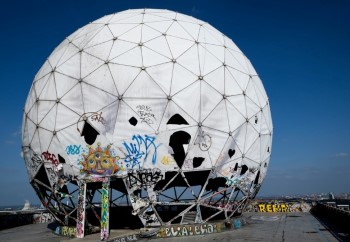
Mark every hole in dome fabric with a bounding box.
[254,171,260,185]
[81,121,99,145]
[167,114,189,125]
[240,165,248,175]
[129,116,138,126]
[58,154,66,163]
[192,157,205,168]
[169,131,191,168]
[234,163,238,171]
[206,177,227,192]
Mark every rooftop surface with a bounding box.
[0,212,340,242]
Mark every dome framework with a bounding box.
[22,9,272,239]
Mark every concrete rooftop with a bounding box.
[0,212,340,242]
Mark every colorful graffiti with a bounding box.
[101,181,110,241]
[157,223,224,238]
[110,234,138,242]
[55,226,77,237]
[66,145,81,155]
[42,151,59,166]
[123,134,160,168]
[258,204,289,212]
[81,143,121,175]
[245,201,311,213]
[76,183,86,238]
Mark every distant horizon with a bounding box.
[1,0,350,206]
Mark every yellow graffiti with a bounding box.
[258,204,289,212]
[161,155,176,165]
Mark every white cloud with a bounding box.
[336,152,349,157]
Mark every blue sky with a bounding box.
[0,0,349,206]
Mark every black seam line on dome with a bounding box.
[146,12,175,22]
[79,34,113,52]
[201,25,225,46]
[140,31,164,45]
[224,97,234,133]
[251,78,268,108]
[224,57,250,78]
[72,23,104,41]
[175,20,197,41]
[172,49,200,76]
[144,67,170,97]
[55,42,79,68]
[260,108,272,134]
[121,69,142,95]
[33,67,52,83]
[200,99,225,125]
[113,21,141,40]
[109,12,142,24]
[54,72,81,98]
[164,34,175,62]
[165,31,196,45]
[78,50,86,114]
[106,64,120,96]
[108,42,139,61]
[155,101,169,132]
[242,121,248,154]
[169,76,198,98]
[35,101,56,123]
[55,47,81,70]
[198,43,226,68]
[36,72,54,98]
[225,97,247,120]
[108,23,139,40]
[141,43,173,62]
[244,133,262,159]
[77,25,106,50]
[47,40,71,69]
[80,80,120,98]
[146,10,174,20]
[168,94,199,125]
[79,52,108,77]
[246,115,262,135]
[143,21,173,37]
[243,156,261,166]
[225,48,249,74]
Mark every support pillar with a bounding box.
[101,178,110,241]
[76,182,87,238]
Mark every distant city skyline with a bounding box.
[0,0,349,206]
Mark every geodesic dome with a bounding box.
[22,9,272,230]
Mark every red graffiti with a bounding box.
[42,151,59,166]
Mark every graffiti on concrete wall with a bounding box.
[157,223,224,238]
[109,234,138,242]
[245,201,311,213]
[55,226,77,237]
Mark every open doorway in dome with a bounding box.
[169,131,191,169]
[167,114,189,125]
[81,121,99,145]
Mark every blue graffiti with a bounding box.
[122,134,160,168]
[66,145,81,155]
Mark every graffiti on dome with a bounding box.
[127,168,163,188]
[136,105,155,125]
[80,143,123,176]
[66,145,81,155]
[122,134,160,168]
[42,151,60,166]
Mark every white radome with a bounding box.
[22,9,272,227]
